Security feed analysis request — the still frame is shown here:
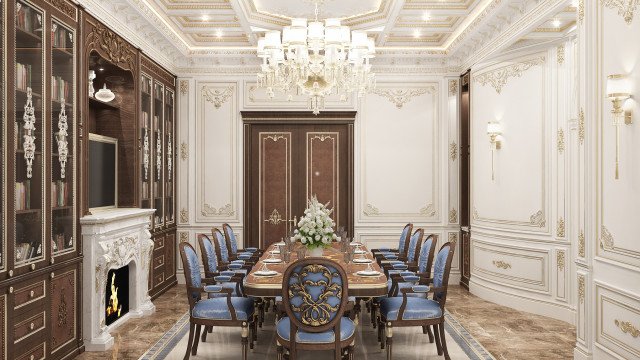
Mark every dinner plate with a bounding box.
[351,242,363,246]
[254,270,278,277]
[271,250,281,254]
[263,258,282,264]
[353,258,372,264]
[356,270,381,277]
[273,242,286,246]
[354,250,367,254]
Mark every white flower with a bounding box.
[315,235,320,241]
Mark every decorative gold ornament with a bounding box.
[492,260,511,270]
[179,232,189,243]
[578,0,585,23]
[600,226,614,250]
[419,204,436,217]
[363,204,380,216]
[474,57,545,94]
[180,142,188,161]
[557,45,565,65]
[530,210,546,227]
[265,209,284,225]
[371,87,435,109]
[448,79,458,96]
[449,209,458,223]
[449,142,458,161]
[557,128,565,154]
[557,250,566,270]
[202,85,234,109]
[557,217,565,238]
[578,230,585,257]
[602,0,638,25]
[180,80,188,96]
[180,208,189,223]
[579,108,585,145]
[448,233,458,246]
[615,319,640,338]
[202,203,235,217]
[578,275,585,303]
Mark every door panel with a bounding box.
[245,115,354,249]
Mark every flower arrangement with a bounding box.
[293,196,337,250]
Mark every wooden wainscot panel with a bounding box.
[0,295,5,360]
[14,311,46,344]
[472,240,549,293]
[50,269,77,353]
[15,341,46,360]
[596,283,640,359]
[14,279,46,311]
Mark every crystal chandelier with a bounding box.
[256,2,376,114]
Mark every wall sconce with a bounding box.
[606,74,633,179]
[487,121,502,181]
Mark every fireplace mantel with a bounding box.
[81,208,156,351]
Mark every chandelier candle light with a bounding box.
[256,0,376,115]
[293,195,337,257]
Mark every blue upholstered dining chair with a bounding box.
[377,242,456,360]
[372,223,413,263]
[387,234,438,297]
[222,223,262,259]
[212,227,253,272]
[198,234,244,296]
[179,242,257,360]
[276,258,356,360]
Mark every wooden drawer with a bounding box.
[153,254,165,270]
[16,341,46,360]
[154,236,165,252]
[13,279,46,311]
[153,272,165,288]
[14,311,46,344]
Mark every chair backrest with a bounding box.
[398,223,413,256]
[417,234,438,276]
[198,234,219,275]
[282,258,348,334]
[179,242,203,308]
[212,227,229,264]
[406,228,424,263]
[432,242,455,308]
[223,223,238,255]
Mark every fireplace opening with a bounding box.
[105,265,130,326]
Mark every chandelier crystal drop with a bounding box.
[256,3,376,114]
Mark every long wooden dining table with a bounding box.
[243,242,389,298]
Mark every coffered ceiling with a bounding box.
[78,0,576,73]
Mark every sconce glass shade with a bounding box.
[487,121,502,136]
[606,74,632,100]
[95,84,115,103]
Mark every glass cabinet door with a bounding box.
[141,74,152,210]
[164,89,174,225]
[153,81,164,229]
[15,0,45,266]
[50,19,76,256]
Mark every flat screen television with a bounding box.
[89,133,118,210]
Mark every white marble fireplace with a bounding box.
[81,208,156,351]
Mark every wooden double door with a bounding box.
[243,112,355,248]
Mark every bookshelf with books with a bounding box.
[140,54,177,299]
[2,1,83,359]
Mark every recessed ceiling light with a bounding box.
[414,30,421,38]
[552,19,561,28]
[423,11,431,21]
[201,14,209,21]
[216,29,223,38]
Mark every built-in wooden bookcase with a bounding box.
[140,55,177,299]
[0,0,84,358]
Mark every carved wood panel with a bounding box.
[50,269,77,352]
[307,132,340,228]
[84,15,138,74]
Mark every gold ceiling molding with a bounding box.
[600,226,614,250]
[202,203,235,217]
[474,56,546,94]
[202,85,234,109]
[180,208,189,223]
[179,232,189,243]
[371,86,436,109]
[419,204,436,217]
[557,250,565,270]
[579,108,585,144]
[557,45,565,65]
[181,142,189,161]
[180,80,188,96]
[578,230,585,257]
[449,79,459,96]
[492,260,511,270]
[447,0,502,52]
[449,209,458,223]
[363,204,380,216]
[557,128,565,154]
[614,319,640,338]
[602,0,639,25]
[578,275,585,303]
[449,142,458,161]
[557,217,565,238]
[529,210,546,228]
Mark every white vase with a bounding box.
[308,247,324,257]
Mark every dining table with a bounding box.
[243,241,389,298]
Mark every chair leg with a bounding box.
[241,322,249,360]
[191,325,202,356]
[371,303,377,328]
[183,323,195,360]
[201,325,210,342]
[277,344,283,360]
[425,325,434,343]
[438,322,450,360]
[385,323,393,360]
[433,323,442,355]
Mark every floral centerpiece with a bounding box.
[293,196,337,256]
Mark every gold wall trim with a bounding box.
[530,210,546,227]
[449,142,458,161]
[556,217,565,238]
[600,226,614,250]
[202,85,234,109]
[363,204,380,216]
[180,80,188,96]
[448,79,459,96]
[557,45,565,65]
[265,209,284,225]
[419,203,437,217]
[179,232,189,243]
[557,128,565,154]
[473,56,546,94]
[602,0,638,25]
[371,86,437,109]
[578,230,585,257]
[614,320,640,338]
[180,209,189,223]
[578,0,585,23]
[579,108,585,144]
[492,260,512,269]
[180,142,188,161]
[449,209,458,223]
[557,250,566,270]
[578,275,585,303]
[202,203,235,217]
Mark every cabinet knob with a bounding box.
[50,272,55,279]
[30,264,36,271]
[30,355,35,360]
[29,290,35,298]
[29,322,35,330]
[8,270,13,277]
[8,287,13,294]
[51,258,55,264]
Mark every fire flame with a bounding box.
[106,273,122,318]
